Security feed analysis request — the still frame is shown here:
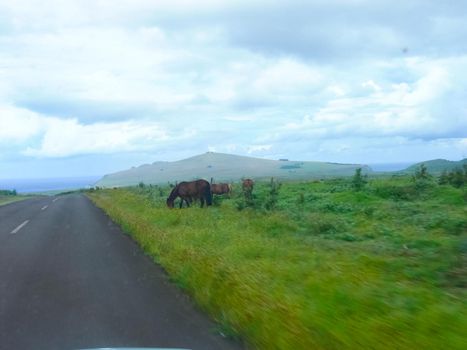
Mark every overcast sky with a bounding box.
[1,0,466,178]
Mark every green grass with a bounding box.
[0,195,32,206]
[88,177,466,349]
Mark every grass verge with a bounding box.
[88,178,466,349]
[0,195,33,206]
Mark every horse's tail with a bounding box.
[166,185,179,208]
[205,182,213,206]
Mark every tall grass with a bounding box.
[88,176,466,349]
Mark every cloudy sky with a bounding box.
[1,0,466,178]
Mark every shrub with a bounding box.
[442,166,467,188]
[212,194,223,206]
[352,167,367,191]
[438,170,449,185]
[302,213,347,235]
[413,163,431,181]
[410,163,436,195]
[236,192,257,210]
[451,168,465,188]
[264,178,281,211]
[318,200,354,213]
[0,189,17,196]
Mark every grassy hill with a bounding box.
[95,152,370,187]
[402,158,467,174]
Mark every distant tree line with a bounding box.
[438,164,467,188]
[0,189,17,196]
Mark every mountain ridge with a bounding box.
[95,152,467,187]
[402,158,467,174]
[95,152,370,187]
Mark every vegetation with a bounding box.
[88,174,466,349]
[403,158,467,175]
[351,167,367,191]
[0,188,31,206]
[439,165,467,188]
[0,189,17,196]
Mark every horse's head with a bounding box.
[166,198,175,208]
[166,184,180,208]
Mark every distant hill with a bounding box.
[402,158,467,174]
[95,152,371,187]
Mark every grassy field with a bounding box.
[88,174,466,349]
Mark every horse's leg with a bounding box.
[200,197,205,208]
[179,198,183,209]
[186,198,191,207]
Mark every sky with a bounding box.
[1,0,466,179]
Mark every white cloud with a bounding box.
[22,118,173,158]
[361,80,382,92]
[0,105,43,142]
[247,144,272,154]
[252,59,323,94]
[0,104,175,157]
[278,56,467,141]
[0,0,466,178]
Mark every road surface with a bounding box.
[0,195,243,350]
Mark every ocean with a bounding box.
[0,176,102,194]
[368,162,413,172]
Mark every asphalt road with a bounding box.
[0,195,243,350]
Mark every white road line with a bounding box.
[52,198,59,202]
[11,220,29,234]
[41,205,48,210]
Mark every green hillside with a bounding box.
[403,158,467,174]
[95,152,371,187]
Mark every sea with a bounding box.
[368,162,413,172]
[0,176,102,194]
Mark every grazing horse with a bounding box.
[242,178,254,192]
[211,183,231,195]
[166,179,212,208]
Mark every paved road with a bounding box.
[0,195,243,350]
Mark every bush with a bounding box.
[236,192,257,210]
[318,201,354,213]
[373,185,410,200]
[438,170,449,185]
[212,194,223,206]
[412,163,431,181]
[439,165,467,188]
[0,189,17,196]
[264,178,281,210]
[352,168,367,191]
[411,163,436,195]
[302,213,347,235]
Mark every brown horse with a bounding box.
[166,179,212,208]
[211,183,231,195]
[242,178,254,192]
